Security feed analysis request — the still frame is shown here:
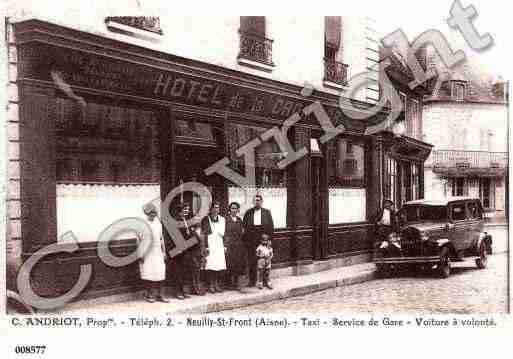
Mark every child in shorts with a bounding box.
[256,233,273,289]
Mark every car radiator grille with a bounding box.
[400,229,422,256]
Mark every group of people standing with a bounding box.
[139,195,275,302]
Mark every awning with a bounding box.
[388,134,433,162]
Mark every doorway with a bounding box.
[173,144,227,216]
[311,149,327,260]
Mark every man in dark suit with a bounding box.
[243,194,274,287]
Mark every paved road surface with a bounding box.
[224,253,509,314]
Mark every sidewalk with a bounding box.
[53,262,377,314]
[47,222,508,315]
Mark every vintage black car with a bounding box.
[373,197,492,278]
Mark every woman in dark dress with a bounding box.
[170,202,206,299]
[224,202,248,293]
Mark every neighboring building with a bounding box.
[422,58,508,220]
[379,45,433,208]
[4,14,432,303]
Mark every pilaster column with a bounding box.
[287,126,311,262]
[19,84,57,253]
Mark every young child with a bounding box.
[256,234,273,289]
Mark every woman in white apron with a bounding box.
[201,201,226,293]
[139,203,169,303]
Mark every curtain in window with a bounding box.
[328,188,366,224]
[328,138,366,224]
[330,138,365,187]
[240,16,266,35]
[55,98,161,242]
[384,154,397,204]
[229,187,287,228]
[57,184,160,243]
[226,122,287,228]
[55,98,160,184]
[325,16,342,49]
[411,163,420,201]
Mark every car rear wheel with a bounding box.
[476,242,488,269]
[438,247,451,278]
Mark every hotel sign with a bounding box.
[18,42,369,131]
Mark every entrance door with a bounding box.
[311,155,328,259]
[173,145,226,215]
[479,178,494,210]
[403,161,412,203]
[448,200,469,252]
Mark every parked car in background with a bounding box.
[373,197,492,278]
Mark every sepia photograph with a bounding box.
[1,0,511,357]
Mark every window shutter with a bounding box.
[325,16,341,49]
[240,16,266,35]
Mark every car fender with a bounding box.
[477,232,493,255]
[436,240,457,259]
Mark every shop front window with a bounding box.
[385,154,398,205]
[226,123,287,228]
[411,163,420,201]
[55,98,161,242]
[328,138,366,224]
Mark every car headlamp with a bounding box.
[388,233,400,243]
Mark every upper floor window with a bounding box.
[238,17,274,70]
[451,177,467,197]
[452,82,466,101]
[396,92,407,128]
[399,92,406,113]
[240,16,266,35]
[324,16,347,87]
[410,99,420,139]
[325,16,341,58]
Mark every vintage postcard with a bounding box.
[1,0,511,357]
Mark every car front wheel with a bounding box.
[375,263,392,278]
[476,242,488,269]
[438,247,451,278]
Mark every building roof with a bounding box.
[424,51,507,104]
[379,45,432,97]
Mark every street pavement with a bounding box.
[223,252,509,314]
[51,224,508,315]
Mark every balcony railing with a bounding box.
[105,17,163,35]
[432,150,508,173]
[238,31,273,66]
[324,58,348,86]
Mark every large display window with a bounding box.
[226,122,287,228]
[55,98,160,242]
[328,138,366,224]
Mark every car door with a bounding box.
[448,201,468,252]
[466,200,483,249]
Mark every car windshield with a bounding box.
[400,205,447,222]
